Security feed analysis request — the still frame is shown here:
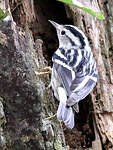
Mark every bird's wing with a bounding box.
[67,77,96,106]
[54,62,72,97]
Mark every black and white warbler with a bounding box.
[49,20,98,129]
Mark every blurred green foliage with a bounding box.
[0,8,9,21]
[57,0,105,20]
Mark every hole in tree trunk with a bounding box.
[32,0,73,64]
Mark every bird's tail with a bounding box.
[57,87,74,129]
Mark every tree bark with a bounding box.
[0,1,65,150]
[65,0,113,149]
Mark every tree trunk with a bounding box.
[0,1,65,150]
[65,0,113,149]
[0,0,113,150]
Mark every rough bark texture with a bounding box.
[65,0,113,149]
[0,0,65,150]
[0,0,113,150]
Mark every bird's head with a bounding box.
[49,20,88,49]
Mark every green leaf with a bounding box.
[0,8,9,21]
[57,0,105,20]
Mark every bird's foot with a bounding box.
[35,66,52,76]
[43,66,52,72]
[44,113,57,120]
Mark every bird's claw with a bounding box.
[35,66,52,76]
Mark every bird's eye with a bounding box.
[61,30,65,35]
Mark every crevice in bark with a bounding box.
[32,0,73,64]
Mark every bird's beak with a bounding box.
[48,20,62,30]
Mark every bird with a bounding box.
[49,20,98,129]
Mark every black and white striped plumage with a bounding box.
[49,21,98,129]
